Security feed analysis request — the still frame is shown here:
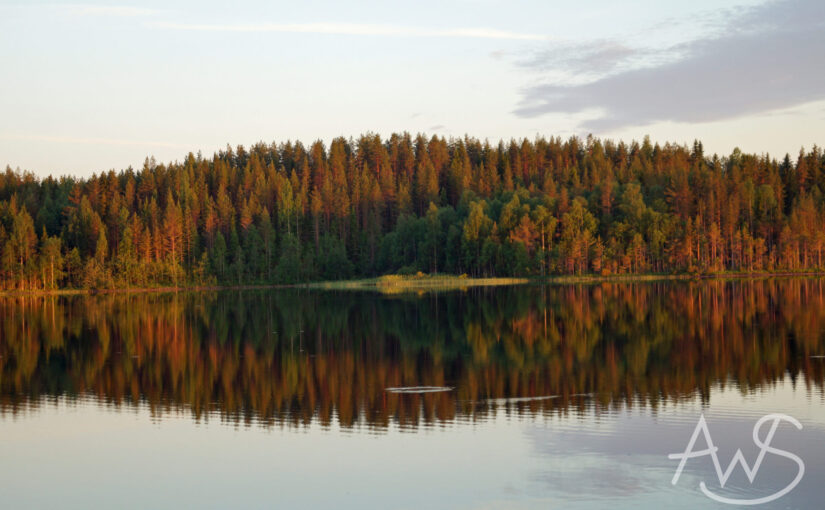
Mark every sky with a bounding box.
[0,0,823,178]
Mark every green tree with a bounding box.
[39,232,65,290]
[462,201,493,275]
[275,233,302,284]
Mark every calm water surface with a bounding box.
[1,280,825,509]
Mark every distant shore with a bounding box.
[2,271,825,297]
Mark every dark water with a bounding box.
[1,280,825,509]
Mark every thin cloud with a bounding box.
[0,134,188,149]
[66,4,161,17]
[514,0,825,131]
[151,21,550,41]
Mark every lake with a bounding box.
[1,279,824,509]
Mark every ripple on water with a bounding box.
[385,386,454,394]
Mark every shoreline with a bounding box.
[2,271,825,296]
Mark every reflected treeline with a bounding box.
[2,280,825,428]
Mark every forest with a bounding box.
[1,133,824,290]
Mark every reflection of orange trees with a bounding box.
[2,281,825,428]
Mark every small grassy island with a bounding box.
[307,273,528,292]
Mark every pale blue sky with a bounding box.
[1,0,823,177]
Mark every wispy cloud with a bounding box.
[513,0,825,131]
[65,4,161,17]
[151,21,550,41]
[0,134,188,149]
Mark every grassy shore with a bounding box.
[541,271,825,285]
[3,271,825,297]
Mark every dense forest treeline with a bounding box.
[1,133,824,289]
[2,281,824,427]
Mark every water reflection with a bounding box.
[2,279,825,428]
